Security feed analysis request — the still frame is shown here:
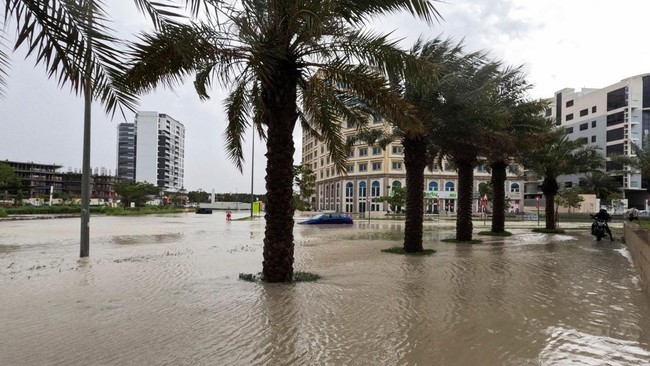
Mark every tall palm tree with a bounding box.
[400,36,477,250]
[431,60,504,241]
[484,67,549,233]
[520,129,604,230]
[124,0,442,282]
[4,0,140,256]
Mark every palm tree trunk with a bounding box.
[80,0,93,258]
[403,135,426,252]
[261,69,298,283]
[490,160,507,233]
[541,177,559,230]
[456,159,476,241]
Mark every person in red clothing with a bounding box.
[226,211,232,221]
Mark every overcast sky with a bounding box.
[1,0,648,194]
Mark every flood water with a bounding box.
[1,213,650,365]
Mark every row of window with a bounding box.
[347,146,403,157]
[320,180,521,198]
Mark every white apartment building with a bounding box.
[117,111,185,192]
[301,117,525,215]
[536,73,650,207]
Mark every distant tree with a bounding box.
[115,181,160,207]
[378,186,406,214]
[555,187,584,223]
[579,171,620,202]
[188,190,210,204]
[293,165,316,208]
[520,129,603,230]
[0,162,22,200]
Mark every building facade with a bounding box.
[117,111,185,192]
[1,160,116,202]
[535,73,650,207]
[301,118,525,215]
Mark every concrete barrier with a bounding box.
[623,223,650,295]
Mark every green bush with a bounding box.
[0,209,7,217]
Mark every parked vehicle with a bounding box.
[298,212,353,225]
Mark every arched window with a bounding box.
[445,181,455,191]
[510,183,520,193]
[371,181,381,197]
[428,181,438,191]
[478,182,488,192]
[359,181,367,197]
[336,183,340,197]
[346,182,353,197]
[392,181,402,189]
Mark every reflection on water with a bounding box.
[1,213,649,365]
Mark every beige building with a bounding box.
[301,117,525,215]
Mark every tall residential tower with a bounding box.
[116,111,185,191]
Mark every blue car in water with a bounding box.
[298,212,354,225]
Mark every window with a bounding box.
[591,136,596,143]
[392,146,403,154]
[358,163,367,172]
[564,182,573,188]
[508,164,518,174]
[444,163,453,171]
[371,181,381,196]
[428,181,438,191]
[580,123,588,131]
[373,114,382,124]
[392,162,402,170]
[445,181,455,191]
[359,148,368,156]
[592,106,597,113]
[346,182,353,197]
[606,143,624,157]
[477,164,485,172]
[607,127,624,142]
[607,111,625,126]
[566,127,574,134]
[372,162,382,171]
[430,163,439,171]
[358,181,367,197]
[348,149,354,157]
[566,113,574,121]
[607,87,627,111]
[591,120,597,128]
[347,165,354,173]
[566,100,574,107]
[580,109,588,117]
[545,108,552,117]
[510,183,520,193]
[392,181,402,189]
[372,147,382,155]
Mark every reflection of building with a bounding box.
[301,119,524,214]
[533,73,650,208]
[117,111,185,191]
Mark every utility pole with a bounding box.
[250,128,254,219]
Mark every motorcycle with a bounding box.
[590,218,608,241]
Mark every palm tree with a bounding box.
[4,0,140,256]
[520,129,604,230]
[124,0,442,282]
[579,171,620,203]
[400,36,478,250]
[610,142,650,193]
[484,67,549,233]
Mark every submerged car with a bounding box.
[298,212,353,225]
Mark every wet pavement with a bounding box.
[1,213,649,365]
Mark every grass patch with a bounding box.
[381,247,436,255]
[441,238,482,244]
[101,206,184,216]
[532,228,566,234]
[0,209,7,218]
[478,231,512,237]
[342,231,403,241]
[238,271,321,283]
[239,273,257,282]
[293,271,321,282]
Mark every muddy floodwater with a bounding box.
[1,213,650,365]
